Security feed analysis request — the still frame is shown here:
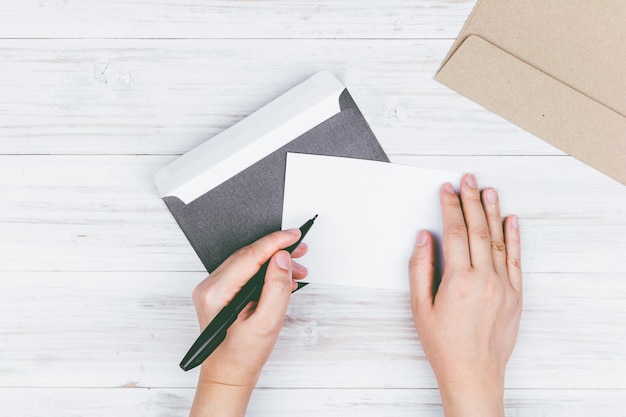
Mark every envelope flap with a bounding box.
[436,35,626,185]
[155,71,345,204]
[442,0,626,117]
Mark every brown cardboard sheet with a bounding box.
[436,0,626,185]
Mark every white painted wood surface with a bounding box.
[0,0,475,39]
[1,1,625,416]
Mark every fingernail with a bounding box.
[486,188,498,204]
[465,174,477,188]
[276,251,291,270]
[285,228,300,236]
[443,182,456,194]
[415,230,428,246]
[510,215,519,229]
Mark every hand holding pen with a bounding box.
[188,223,312,417]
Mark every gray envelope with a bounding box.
[156,72,388,273]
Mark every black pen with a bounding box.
[180,215,318,372]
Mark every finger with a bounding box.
[459,174,492,269]
[252,250,293,333]
[440,182,471,271]
[290,242,308,259]
[481,187,507,275]
[210,228,301,305]
[408,230,435,314]
[291,260,308,280]
[214,228,301,284]
[504,215,523,293]
[191,276,224,329]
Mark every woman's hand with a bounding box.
[409,174,522,417]
[189,228,309,417]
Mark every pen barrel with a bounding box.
[232,264,266,305]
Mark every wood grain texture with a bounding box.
[1,272,625,390]
[1,155,623,272]
[1,1,625,415]
[0,1,475,39]
[0,388,625,417]
[0,39,561,156]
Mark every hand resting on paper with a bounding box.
[188,228,308,417]
[409,174,522,417]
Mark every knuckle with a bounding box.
[448,224,468,239]
[234,244,269,269]
[265,275,291,294]
[191,289,200,306]
[507,233,521,244]
[469,225,491,240]
[191,283,210,307]
[464,192,482,204]
[508,257,522,270]
[491,239,506,253]
[236,244,258,259]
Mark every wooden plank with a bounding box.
[0,39,560,156]
[0,0,474,39]
[1,272,625,389]
[0,387,624,417]
[0,155,623,272]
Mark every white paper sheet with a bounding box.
[282,153,462,290]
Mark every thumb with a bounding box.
[251,250,293,334]
[408,230,435,316]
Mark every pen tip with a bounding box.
[313,214,318,221]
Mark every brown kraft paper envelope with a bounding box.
[436,0,626,185]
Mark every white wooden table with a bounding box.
[1,1,625,415]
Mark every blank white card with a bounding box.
[282,153,462,290]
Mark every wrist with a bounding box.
[189,368,256,417]
[438,381,505,417]
[200,354,262,388]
